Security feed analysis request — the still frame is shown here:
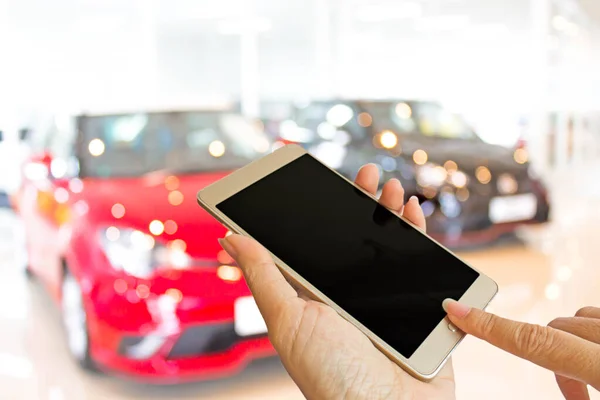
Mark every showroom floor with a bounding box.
[1,182,599,400]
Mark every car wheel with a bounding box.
[61,271,97,371]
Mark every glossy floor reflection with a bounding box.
[1,195,599,399]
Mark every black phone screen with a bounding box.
[217,154,479,358]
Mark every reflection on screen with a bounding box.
[217,154,478,357]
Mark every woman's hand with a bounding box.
[444,300,600,400]
[219,164,455,400]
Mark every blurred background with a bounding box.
[1,0,600,399]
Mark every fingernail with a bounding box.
[442,299,471,319]
[409,196,419,204]
[218,237,238,259]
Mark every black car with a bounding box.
[267,100,550,247]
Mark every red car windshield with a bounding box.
[77,112,270,178]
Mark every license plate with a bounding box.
[489,193,537,223]
[234,296,267,337]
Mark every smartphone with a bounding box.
[197,144,497,381]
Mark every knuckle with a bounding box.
[474,312,498,338]
[243,260,273,280]
[254,259,276,271]
[514,324,554,355]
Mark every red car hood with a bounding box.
[79,170,231,260]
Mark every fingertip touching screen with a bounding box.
[217,154,479,358]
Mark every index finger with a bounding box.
[443,299,600,388]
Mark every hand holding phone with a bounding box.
[197,145,497,388]
[217,164,456,399]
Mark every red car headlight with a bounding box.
[99,227,191,278]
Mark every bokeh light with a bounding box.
[326,104,354,127]
[317,122,337,140]
[497,173,518,194]
[514,148,528,164]
[395,102,412,119]
[209,140,226,157]
[421,200,435,217]
[111,203,126,219]
[423,187,437,199]
[451,171,468,188]
[126,290,140,303]
[357,112,373,127]
[164,220,178,235]
[475,166,492,184]
[444,160,458,173]
[136,284,150,299]
[168,190,184,206]
[54,188,69,204]
[165,288,183,303]
[457,188,470,202]
[131,230,155,250]
[113,279,127,294]
[105,226,120,242]
[149,220,164,236]
[168,239,187,252]
[380,130,398,149]
[69,179,84,194]
[165,176,180,191]
[413,149,428,165]
[217,265,243,282]
[434,166,448,182]
[88,139,105,157]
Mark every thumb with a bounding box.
[442,299,600,387]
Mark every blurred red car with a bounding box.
[15,110,274,381]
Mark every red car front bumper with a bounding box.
[90,320,275,383]
[86,279,276,382]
